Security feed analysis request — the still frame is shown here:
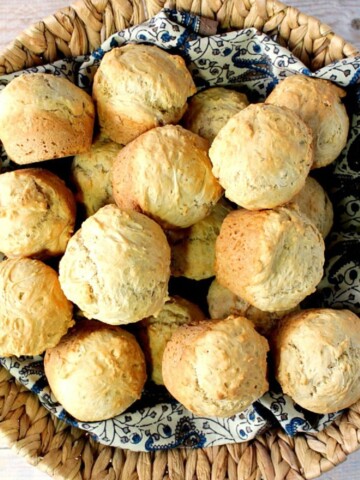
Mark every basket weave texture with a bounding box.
[0,1,360,479]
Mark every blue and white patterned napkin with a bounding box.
[0,8,360,451]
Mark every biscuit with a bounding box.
[112,125,223,229]
[0,258,74,356]
[59,204,171,325]
[207,279,298,336]
[0,73,95,164]
[167,197,233,280]
[273,308,360,414]
[136,296,205,385]
[162,316,269,417]
[290,176,333,238]
[93,44,196,144]
[266,75,349,168]
[44,320,147,421]
[182,87,249,143]
[71,136,122,217]
[215,207,325,311]
[209,103,313,209]
[0,168,76,259]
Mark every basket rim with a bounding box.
[0,0,359,75]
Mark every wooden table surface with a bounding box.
[0,1,360,479]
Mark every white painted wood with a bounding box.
[0,1,359,479]
[0,448,50,479]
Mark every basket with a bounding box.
[0,1,360,479]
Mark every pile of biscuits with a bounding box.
[0,43,359,423]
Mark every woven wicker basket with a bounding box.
[0,1,360,479]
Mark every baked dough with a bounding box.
[0,73,95,164]
[0,168,76,259]
[167,197,233,280]
[71,136,122,217]
[215,207,325,311]
[266,75,349,168]
[93,44,196,144]
[182,87,249,143]
[207,278,298,336]
[0,258,74,356]
[290,176,333,238]
[112,125,223,229]
[209,103,313,209]
[137,296,205,385]
[44,320,147,421]
[273,308,360,414]
[59,204,171,325]
[162,316,269,417]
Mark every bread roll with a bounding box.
[59,204,170,325]
[266,75,349,168]
[273,308,360,413]
[71,137,122,217]
[162,316,269,417]
[0,168,76,259]
[209,103,313,209]
[167,198,233,280]
[0,258,74,356]
[215,207,325,311]
[290,176,333,238]
[207,278,298,336]
[44,320,147,421]
[182,87,249,143]
[112,125,223,229]
[0,73,95,164]
[137,296,205,385]
[93,44,196,144]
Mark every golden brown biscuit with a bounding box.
[207,278,298,336]
[182,87,249,143]
[215,207,325,312]
[112,125,223,229]
[71,137,122,217]
[209,103,313,209]
[0,73,95,164]
[0,168,76,259]
[273,309,360,414]
[59,204,171,325]
[290,176,333,238]
[167,198,233,280]
[93,44,196,144]
[0,258,74,356]
[266,75,349,168]
[162,316,269,417]
[44,320,147,421]
[137,296,205,385]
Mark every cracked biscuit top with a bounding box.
[290,176,334,238]
[44,320,147,422]
[112,125,223,229]
[0,168,76,259]
[266,75,349,168]
[215,207,325,312]
[71,136,122,217]
[162,315,269,417]
[0,73,95,164]
[273,308,360,414]
[0,258,74,356]
[59,204,171,325]
[92,44,196,144]
[182,87,249,143]
[209,103,314,209]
